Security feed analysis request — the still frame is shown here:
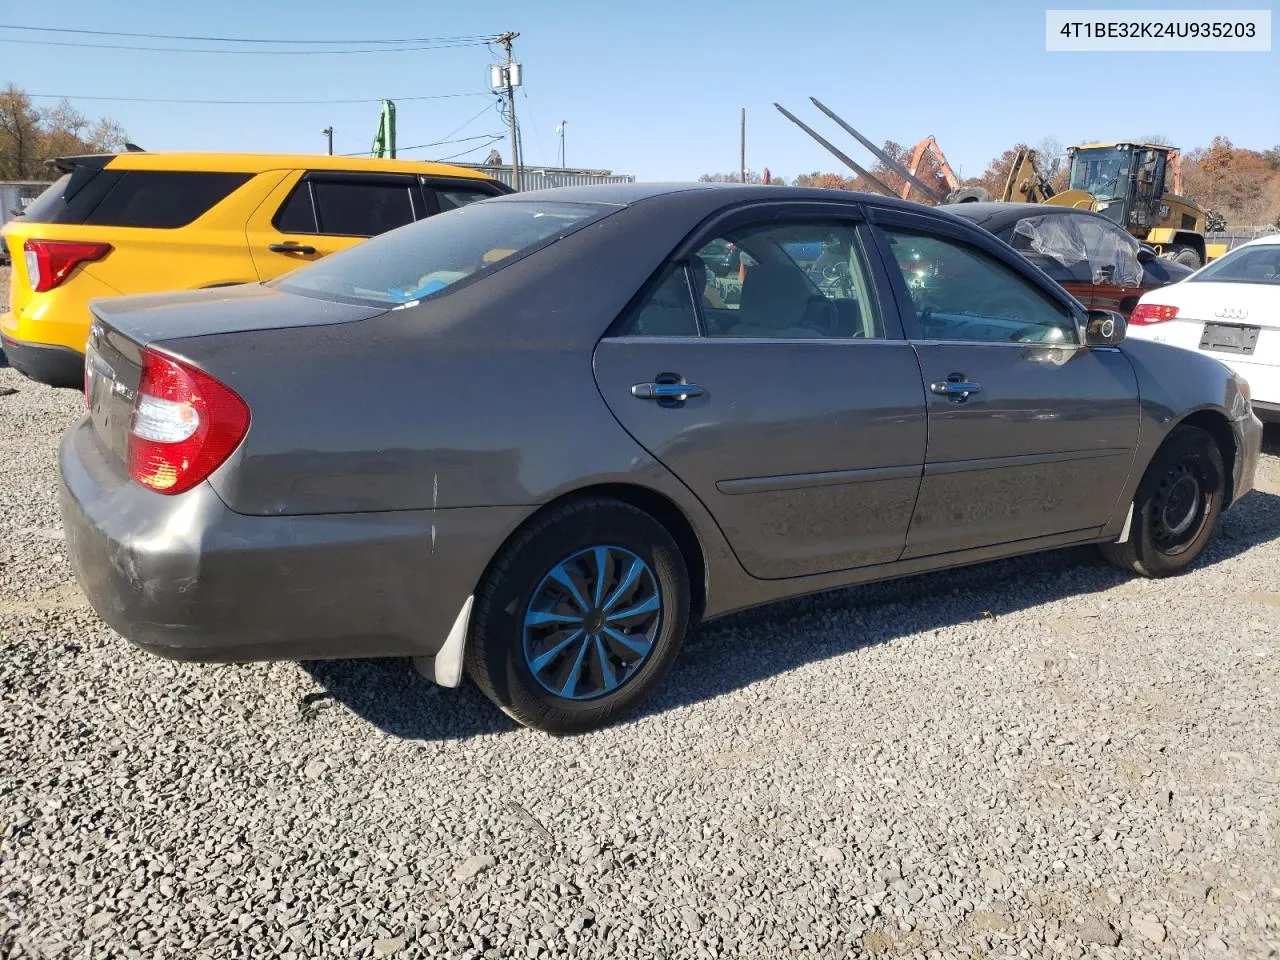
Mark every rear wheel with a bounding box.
[1100,425,1224,577]
[465,498,691,734]
[1163,244,1203,270]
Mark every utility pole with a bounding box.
[557,120,566,168]
[322,126,333,155]
[495,32,522,191]
[740,108,746,183]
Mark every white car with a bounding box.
[1127,233,1280,422]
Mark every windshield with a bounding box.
[273,200,612,307]
[1189,243,1280,286]
[1068,147,1132,200]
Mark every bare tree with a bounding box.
[0,85,42,179]
[0,86,130,180]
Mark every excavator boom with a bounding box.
[899,135,961,202]
[772,102,899,198]
[807,97,947,204]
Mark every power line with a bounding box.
[0,23,499,45]
[340,133,502,158]
[23,91,489,106]
[433,101,504,146]
[0,37,491,54]
[434,137,505,162]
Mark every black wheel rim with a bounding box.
[1150,457,1211,556]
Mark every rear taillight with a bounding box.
[126,348,250,495]
[1130,303,1179,325]
[23,239,112,293]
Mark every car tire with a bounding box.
[465,497,691,734]
[1163,244,1202,270]
[1100,424,1225,578]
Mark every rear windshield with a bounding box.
[19,168,251,228]
[1189,243,1280,286]
[273,200,613,307]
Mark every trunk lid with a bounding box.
[84,283,387,466]
[1151,280,1278,329]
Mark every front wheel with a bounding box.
[1100,425,1225,577]
[465,498,691,734]
[1163,244,1203,270]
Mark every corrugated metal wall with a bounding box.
[0,181,51,225]
[449,165,635,190]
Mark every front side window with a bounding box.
[880,227,1079,344]
[1009,214,1141,287]
[1007,214,1091,285]
[1189,244,1280,286]
[311,180,416,237]
[274,200,610,307]
[1068,147,1131,201]
[697,222,882,339]
[1074,217,1142,286]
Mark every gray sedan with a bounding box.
[59,184,1264,733]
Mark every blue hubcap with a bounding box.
[522,545,662,701]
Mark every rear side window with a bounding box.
[1190,244,1280,286]
[433,185,499,212]
[22,170,249,228]
[84,171,251,228]
[274,200,611,307]
[311,180,416,237]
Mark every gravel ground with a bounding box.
[2,261,1279,959]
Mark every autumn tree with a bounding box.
[793,171,856,190]
[0,85,128,180]
[698,170,787,185]
[1183,135,1280,227]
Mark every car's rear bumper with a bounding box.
[0,330,84,388]
[58,416,530,663]
[1230,410,1264,506]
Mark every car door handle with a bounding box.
[269,242,317,255]
[631,382,704,401]
[930,377,982,401]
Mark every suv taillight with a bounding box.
[1130,303,1179,325]
[23,239,112,293]
[126,348,250,495]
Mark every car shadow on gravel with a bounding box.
[302,485,1280,740]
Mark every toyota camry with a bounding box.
[59,184,1264,733]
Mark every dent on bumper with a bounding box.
[58,418,529,663]
[1230,411,1264,506]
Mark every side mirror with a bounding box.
[1085,309,1126,347]
[1138,245,1157,263]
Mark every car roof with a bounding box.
[1235,232,1280,248]
[492,181,982,222]
[940,201,1115,231]
[74,151,499,180]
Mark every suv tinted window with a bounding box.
[82,171,250,228]
[274,182,318,234]
[312,180,416,237]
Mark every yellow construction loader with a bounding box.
[773,99,1224,268]
[1000,142,1221,267]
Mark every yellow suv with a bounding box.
[1,151,510,386]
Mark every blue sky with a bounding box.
[3,0,1277,181]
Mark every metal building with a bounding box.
[449,163,635,190]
